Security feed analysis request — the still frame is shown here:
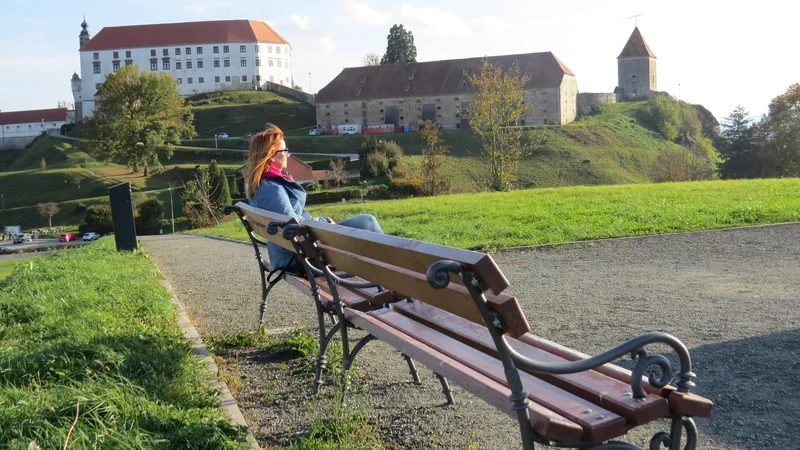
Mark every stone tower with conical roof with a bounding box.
[79,16,91,48]
[616,27,657,100]
[71,72,83,122]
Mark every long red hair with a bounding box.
[245,123,284,199]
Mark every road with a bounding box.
[0,238,85,253]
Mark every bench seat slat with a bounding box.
[344,308,585,443]
[286,275,373,312]
[370,308,629,444]
[516,335,713,418]
[302,219,510,294]
[316,243,531,338]
[392,301,669,426]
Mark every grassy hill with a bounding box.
[186,90,315,139]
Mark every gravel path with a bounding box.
[141,224,800,450]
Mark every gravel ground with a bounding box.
[141,224,800,450]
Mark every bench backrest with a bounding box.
[301,219,531,338]
[235,202,299,253]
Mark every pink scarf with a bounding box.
[263,165,294,182]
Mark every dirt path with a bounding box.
[141,224,800,450]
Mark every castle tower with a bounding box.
[71,72,83,122]
[616,27,656,100]
[79,16,91,48]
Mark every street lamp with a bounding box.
[1,194,4,210]
[168,186,175,234]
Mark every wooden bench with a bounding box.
[225,203,450,398]
[229,202,713,449]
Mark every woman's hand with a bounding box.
[327,217,336,224]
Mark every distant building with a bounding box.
[616,27,658,100]
[0,108,69,150]
[315,52,578,132]
[72,18,294,121]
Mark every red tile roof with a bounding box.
[316,52,574,104]
[0,108,68,125]
[80,20,288,51]
[618,27,656,59]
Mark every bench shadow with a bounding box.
[613,329,799,449]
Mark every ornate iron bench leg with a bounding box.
[313,320,342,395]
[402,353,422,385]
[435,373,454,405]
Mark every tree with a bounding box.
[419,120,451,195]
[181,167,221,228]
[718,105,759,178]
[646,97,681,142]
[329,158,347,186]
[760,83,800,176]
[37,202,60,227]
[465,61,530,191]
[135,198,165,235]
[208,160,232,210]
[79,204,113,234]
[84,64,196,176]
[380,24,417,65]
[362,52,381,66]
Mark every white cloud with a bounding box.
[399,4,474,38]
[289,14,311,31]
[474,16,507,35]
[336,0,390,27]
[318,37,337,53]
[182,5,209,15]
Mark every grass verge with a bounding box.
[0,239,248,449]
[0,256,38,280]
[194,178,800,251]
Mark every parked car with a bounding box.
[308,128,318,136]
[217,133,229,139]
[243,132,253,138]
[13,234,32,244]
[82,232,100,241]
[59,233,77,242]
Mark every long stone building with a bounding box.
[72,18,294,121]
[315,52,578,131]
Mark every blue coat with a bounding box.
[249,176,325,270]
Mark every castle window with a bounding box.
[113,51,119,59]
[176,61,182,70]
[213,46,219,54]
[175,48,181,55]
[199,77,204,83]
[197,60,204,69]
[125,60,132,66]
[276,47,281,54]
[632,74,638,83]
[185,47,191,55]
[163,49,169,56]
[214,60,220,68]
[256,75,261,81]
[225,76,231,82]
[113,62,120,72]
[224,59,230,67]
[93,52,99,60]
[241,59,247,67]
[93,63,101,74]
[277,60,282,67]
[268,46,273,53]
[242,76,247,82]
[95,83,101,89]
[269,59,273,67]
[454,97,459,101]
[163,60,170,70]
[240,45,246,53]
[197,47,203,54]
[150,49,156,57]
[256,58,261,66]
[126,51,131,58]
[215,76,220,82]
[223,45,229,53]
[362,110,366,117]
[177,78,182,84]
[188,78,193,84]
[150,61,157,71]
[186,61,192,69]
[400,116,404,120]
[361,102,366,108]
[344,104,348,107]
[255,45,260,53]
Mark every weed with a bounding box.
[275,323,318,358]
[205,328,272,355]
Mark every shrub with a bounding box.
[73,202,88,214]
[307,187,362,204]
[364,184,389,200]
[79,204,113,234]
[135,198,165,235]
[304,181,321,193]
[644,97,681,141]
[364,152,389,176]
[389,177,423,198]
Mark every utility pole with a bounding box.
[308,72,312,94]
[168,186,175,234]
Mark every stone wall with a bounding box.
[577,93,617,116]
[265,81,313,105]
[617,57,657,100]
[0,135,38,151]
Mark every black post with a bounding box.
[108,182,138,251]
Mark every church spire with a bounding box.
[618,27,656,59]
[79,15,91,48]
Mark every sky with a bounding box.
[1,0,797,124]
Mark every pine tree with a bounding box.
[208,160,231,210]
[380,24,417,65]
[718,105,758,179]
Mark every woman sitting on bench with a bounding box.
[246,123,383,274]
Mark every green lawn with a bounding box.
[0,256,37,280]
[0,239,247,448]
[196,178,800,251]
